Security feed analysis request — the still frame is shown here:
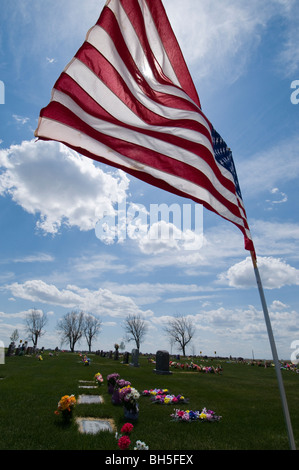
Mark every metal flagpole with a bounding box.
[250,251,296,450]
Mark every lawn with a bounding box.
[0,351,298,451]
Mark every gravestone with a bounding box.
[78,385,97,389]
[130,349,139,367]
[154,350,172,375]
[6,342,15,357]
[76,417,115,434]
[77,395,104,404]
[123,351,129,364]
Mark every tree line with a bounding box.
[11,309,195,355]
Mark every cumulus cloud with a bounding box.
[0,140,129,234]
[218,256,299,289]
[5,279,153,319]
[164,0,297,84]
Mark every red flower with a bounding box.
[121,422,134,434]
[118,435,131,450]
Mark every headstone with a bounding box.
[77,395,104,404]
[123,351,129,364]
[154,350,172,375]
[76,418,115,434]
[78,385,97,389]
[6,342,15,357]
[130,349,139,367]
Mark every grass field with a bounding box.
[0,351,298,451]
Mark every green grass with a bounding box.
[0,352,298,450]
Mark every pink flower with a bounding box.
[118,435,131,450]
[121,422,134,434]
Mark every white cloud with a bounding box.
[5,279,154,319]
[271,300,289,310]
[239,135,299,199]
[218,256,299,289]
[164,0,297,84]
[250,220,299,259]
[12,253,54,263]
[12,114,30,125]
[0,140,129,234]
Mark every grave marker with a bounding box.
[76,417,115,434]
[154,350,172,375]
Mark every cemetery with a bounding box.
[0,346,299,450]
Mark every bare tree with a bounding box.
[83,314,102,352]
[24,309,48,347]
[164,315,195,356]
[10,329,19,343]
[56,310,84,352]
[123,314,148,350]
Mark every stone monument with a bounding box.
[130,348,140,367]
[153,350,172,375]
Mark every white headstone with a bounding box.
[76,418,114,434]
[77,395,104,404]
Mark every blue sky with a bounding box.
[0,0,299,360]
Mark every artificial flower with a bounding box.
[121,422,134,434]
[118,435,131,450]
[134,440,149,450]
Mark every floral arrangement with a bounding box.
[107,372,120,386]
[169,361,222,374]
[119,386,140,411]
[94,372,103,386]
[151,393,188,405]
[142,388,188,404]
[54,394,76,418]
[115,378,131,390]
[142,388,169,396]
[134,440,149,450]
[115,423,149,451]
[82,355,90,366]
[171,407,221,422]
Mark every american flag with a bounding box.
[35,0,254,252]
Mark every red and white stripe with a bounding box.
[35,0,253,251]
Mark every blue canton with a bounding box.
[211,127,242,200]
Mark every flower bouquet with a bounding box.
[151,393,188,405]
[94,372,103,386]
[119,386,140,419]
[116,422,134,450]
[112,378,132,405]
[171,407,221,423]
[115,423,149,451]
[142,388,169,396]
[107,372,120,393]
[54,394,76,421]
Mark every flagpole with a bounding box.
[250,250,296,450]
